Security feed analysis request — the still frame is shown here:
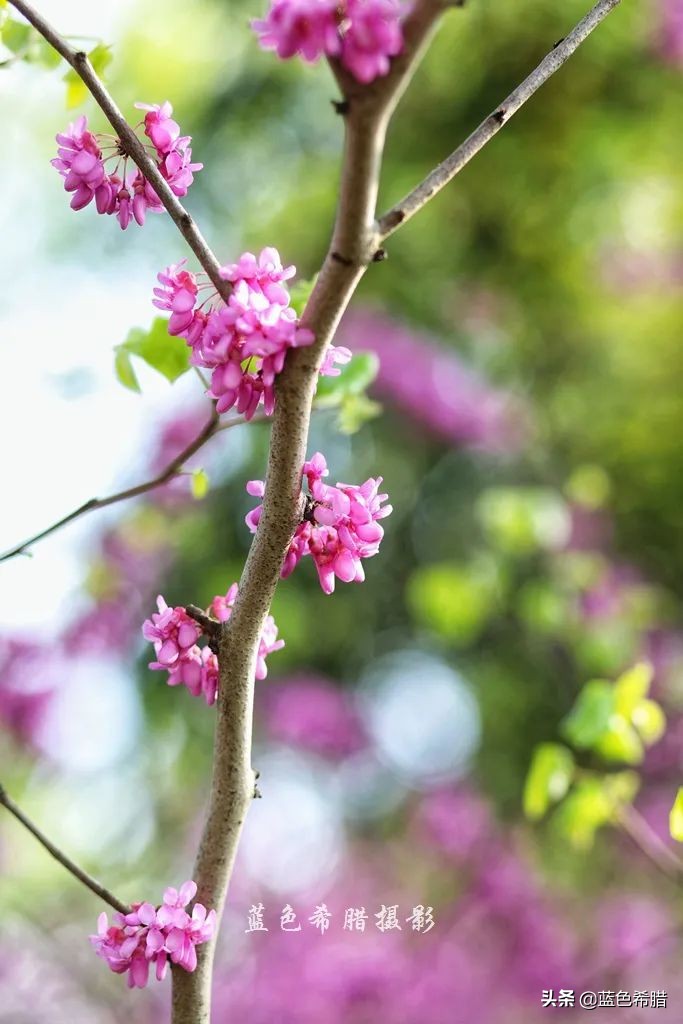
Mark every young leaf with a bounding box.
[191,468,210,500]
[114,347,141,394]
[523,743,574,821]
[594,717,643,765]
[88,42,113,77]
[288,275,317,317]
[562,680,615,749]
[63,67,88,108]
[670,789,683,843]
[120,318,191,384]
[33,37,62,69]
[2,18,31,53]
[553,777,613,850]
[614,662,653,717]
[337,393,382,435]
[316,351,380,404]
[631,698,666,746]
[602,770,640,807]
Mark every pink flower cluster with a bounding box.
[142,586,284,704]
[154,248,316,419]
[246,451,392,594]
[90,880,215,988]
[253,0,405,83]
[52,102,201,229]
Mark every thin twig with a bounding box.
[8,0,230,299]
[376,0,622,240]
[0,407,225,562]
[186,604,221,642]
[616,804,683,883]
[0,784,130,915]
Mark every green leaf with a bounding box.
[316,351,380,404]
[88,42,113,77]
[62,44,111,107]
[602,770,640,807]
[33,37,62,69]
[288,275,317,317]
[631,698,666,746]
[63,67,88,108]
[669,788,683,842]
[337,393,382,435]
[594,716,644,765]
[191,468,210,500]
[120,318,191,384]
[562,680,615,749]
[523,743,574,821]
[614,662,653,716]
[2,18,31,53]
[553,777,613,850]
[114,347,141,393]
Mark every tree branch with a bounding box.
[171,1,623,1019]
[170,3,451,1021]
[0,783,130,915]
[376,0,622,240]
[8,0,230,300]
[0,406,228,563]
[616,804,683,884]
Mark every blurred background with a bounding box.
[1,0,683,1020]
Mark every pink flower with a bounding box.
[90,880,215,988]
[142,596,200,667]
[246,452,391,593]
[320,345,352,377]
[157,137,204,197]
[53,101,201,230]
[220,246,296,306]
[153,261,200,336]
[252,0,342,62]
[135,101,180,155]
[153,247,314,420]
[252,0,405,82]
[143,585,284,703]
[167,645,220,706]
[341,0,404,83]
[51,115,107,212]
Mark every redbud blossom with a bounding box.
[90,880,215,987]
[142,584,284,704]
[153,248,317,420]
[252,0,342,62]
[52,102,201,230]
[252,0,406,83]
[247,452,392,594]
[141,597,200,668]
